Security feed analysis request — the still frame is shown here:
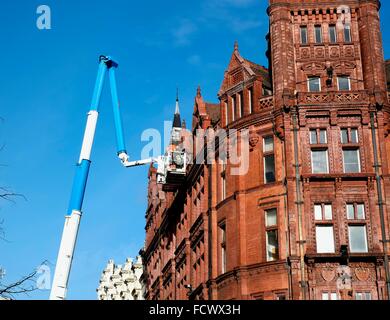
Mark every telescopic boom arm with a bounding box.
[49,56,156,300]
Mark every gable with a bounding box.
[218,43,270,95]
[219,52,255,93]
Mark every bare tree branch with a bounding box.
[0,187,27,204]
[0,270,37,300]
[0,260,50,300]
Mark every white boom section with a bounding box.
[49,210,81,300]
[79,111,99,163]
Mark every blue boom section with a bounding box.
[67,160,91,214]
[109,67,127,155]
[90,57,109,111]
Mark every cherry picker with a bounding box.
[49,56,186,300]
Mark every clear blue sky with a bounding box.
[0,1,389,300]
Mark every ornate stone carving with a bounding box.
[335,178,343,193]
[259,96,274,109]
[298,91,369,105]
[249,131,259,148]
[321,266,336,282]
[301,48,310,59]
[315,48,325,58]
[301,62,326,73]
[355,266,371,282]
[344,46,354,58]
[330,47,340,58]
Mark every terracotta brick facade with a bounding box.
[142,0,390,300]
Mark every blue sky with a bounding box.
[0,1,389,300]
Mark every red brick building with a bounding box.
[141,0,390,300]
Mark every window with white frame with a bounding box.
[231,96,236,122]
[263,136,275,183]
[355,292,372,300]
[348,225,368,253]
[341,128,360,173]
[344,25,352,42]
[308,77,321,92]
[314,204,333,221]
[315,204,335,253]
[310,129,327,145]
[343,149,361,173]
[341,128,358,144]
[322,292,338,300]
[311,150,329,174]
[316,225,335,253]
[338,76,351,91]
[315,25,323,43]
[239,91,244,117]
[310,128,329,174]
[329,25,337,43]
[248,87,253,114]
[300,26,308,44]
[219,222,227,274]
[265,208,279,262]
[221,163,226,201]
[346,203,365,220]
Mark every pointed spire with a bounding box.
[234,40,239,52]
[196,85,202,98]
[173,89,181,128]
[175,88,180,114]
